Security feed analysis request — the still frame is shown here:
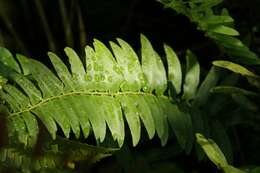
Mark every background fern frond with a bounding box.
[159,0,260,65]
[196,133,246,173]
[0,137,116,173]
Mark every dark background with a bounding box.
[1,0,259,62]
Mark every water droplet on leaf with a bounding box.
[94,74,102,82]
[143,85,149,92]
[138,73,144,81]
[113,65,121,74]
[85,74,92,81]
[108,76,113,82]
[100,74,105,81]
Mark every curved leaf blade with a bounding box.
[164,44,182,94]
[141,34,167,95]
[0,47,21,73]
[213,60,259,78]
[182,50,200,101]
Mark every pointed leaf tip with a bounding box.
[164,44,182,94]
[141,34,167,95]
[182,50,200,101]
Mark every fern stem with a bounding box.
[0,13,29,55]
[58,0,74,47]
[19,0,32,28]
[33,0,56,52]
[68,0,77,23]
[120,0,139,35]
[76,3,87,51]
[0,28,4,47]
[9,91,169,118]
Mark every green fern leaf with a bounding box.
[196,133,246,173]
[141,34,167,95]
[0,137,116,172]
[182,50,200,101]
[208,25,239,36]
[0,47,21,73]
[213,60,259,78]
[164,44,182,94]
[0,75,7,90]
[159,0,260,65]
[0,35,193,148]
[200,15,234,25]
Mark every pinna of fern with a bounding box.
[0,35,200,151]
[0,137,117,172]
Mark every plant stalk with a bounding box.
[33,0,56,52]
[58,0,74,47]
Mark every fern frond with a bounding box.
[196,133,245,173]
[0,35,194,148]
[0,137,116,172]
[159,0,260,65]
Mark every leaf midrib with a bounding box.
[9,90,169,117]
